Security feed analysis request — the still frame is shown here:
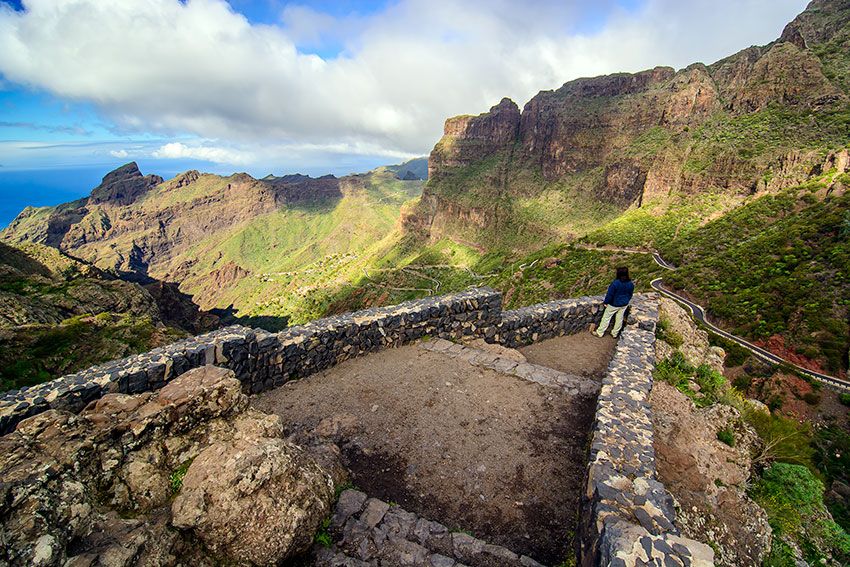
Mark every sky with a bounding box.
[0,0,809,180]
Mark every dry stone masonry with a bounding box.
[314,489,546,567]
[0,288,717,565]
[0,288,606,435]
[0,288,503,434]
[579,296,715,566]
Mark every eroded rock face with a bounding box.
[412,0,850,246]
[428,97,521,180]
[89,162,163,206]
[650,382,771,566]
[0,365,334,566]
[651,298,772,565]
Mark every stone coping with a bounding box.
[419,338,599,398]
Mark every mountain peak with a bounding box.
[90,162,163,206]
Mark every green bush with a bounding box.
[802,392,821,405]
[751,463,850,565]
[314,518,333,547]
[742,408,814,469]
[654,351,729,408]
[839,393,850,407]
[717,428,735,447]
[813,426,850,532]
[656,317,684,348]
[169,459,193,495]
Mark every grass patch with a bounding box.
[656,316,684,348]
[653,351,727,408]
[314,517,333,547]
[169,459,193,495]
[751,463,850,566]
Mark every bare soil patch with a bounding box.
[519,333,617,378]
[251,342,611,564]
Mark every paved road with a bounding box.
[577,243,850,391]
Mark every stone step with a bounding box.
[419,338,599,397]
[313,489,547,567]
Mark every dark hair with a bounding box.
[616,266,630,282]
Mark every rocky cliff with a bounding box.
[411,0,850,246]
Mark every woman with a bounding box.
[594,266,634,339]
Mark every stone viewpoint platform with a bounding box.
[0,288,715,566]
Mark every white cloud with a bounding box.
[109,149,129,158]
[152,142,254,165]
[0,0,809,163]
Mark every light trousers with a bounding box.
[595,304,627,338]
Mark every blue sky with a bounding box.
[0,0,808,185]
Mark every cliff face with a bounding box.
[413,0,850,245]
[0,240,219,391]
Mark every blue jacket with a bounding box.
[604,279,634,307]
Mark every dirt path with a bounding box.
[251,342,612,564]
[519,333,617,377]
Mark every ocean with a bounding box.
[0,167,107,229]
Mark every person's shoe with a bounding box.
[611,333,619,339]
[593,331,604,338]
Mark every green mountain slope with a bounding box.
[0,241,199,391]
[2,164,424,326]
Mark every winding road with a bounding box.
[578,244,850,391]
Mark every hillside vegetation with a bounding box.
[0,241,192,391]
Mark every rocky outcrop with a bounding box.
[652,298,770,566]
[655,297,725,373]
[650,383,771,566]
[428,97,521,180]
[265,173,343,206]
[89,162,163,206]
[0,241,162,328]
[0,365,334,566]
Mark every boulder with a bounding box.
[172,437,333,565]
[0,365,336,566]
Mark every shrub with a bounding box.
[743,408,814,469]
[169,459,193,495]
[654,352,730,408]
[314,518,333,547]
[751,463,850,565]
[802,392,821,405]
[839,393,850,407]
[717,428,735,447]
[656,317,684,348]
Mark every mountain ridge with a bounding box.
[410,0,850,248]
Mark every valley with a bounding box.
[2,1,850,565]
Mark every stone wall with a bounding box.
[579,295,715,566]
[0,288,501,435]
[0,288,717,564]
[489,297,603,348]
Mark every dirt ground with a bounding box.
[519,332,617,377]
[251,340,614,564]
